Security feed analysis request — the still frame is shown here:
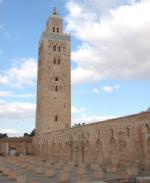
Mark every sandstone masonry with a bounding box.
[33,9,150,172]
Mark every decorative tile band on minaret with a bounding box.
[36,8,71,134]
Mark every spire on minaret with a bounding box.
[52,7,57,15]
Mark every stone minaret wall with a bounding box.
[36,9,71,134]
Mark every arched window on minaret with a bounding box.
[54,58,56,64]
[55,85,57,91]
[58,58,60,64]
[55,115,58,122]
[53,46,56,51]
[57,27,59,33]
[53,27,55,32]
[55,77,58,81]
[58,46,61,52]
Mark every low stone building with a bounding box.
[0,137,33,156]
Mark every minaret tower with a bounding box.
[36,8,71,134]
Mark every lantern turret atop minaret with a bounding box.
[46,7,63,34]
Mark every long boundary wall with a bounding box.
[33,111,150,171]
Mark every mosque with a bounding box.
[33,7,150,170]
[0,8,150,183]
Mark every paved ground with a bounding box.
[0,171,150,183]
[0,173,16,183]
[0,156,150,183]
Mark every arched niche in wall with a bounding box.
[145,124,150,135]
[68,135,74,161]
[96,138,103,152]
[75,145,79,165]
[86,132,90,140]
[147,136,150,153]
[126,127,130,137]
[84,140,90,165]
[109,137,117,155]
[110,129,114,138]
[96,138,104,165]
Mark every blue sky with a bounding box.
[0,0,150,136]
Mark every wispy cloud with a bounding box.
[102,85,120,93]
[0,49,2,55]
[92,88,100,94]
[0,91,13,97]
[71,106,85,114]
[0,90,35,98]
[0,100,35,120]
[11,94,35,98]
[72,113,117,125]
[71,105,117,125]
[0,58,37,87]
[102,86,113,93]
[0,75,9,84]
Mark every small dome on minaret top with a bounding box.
[52,7,57,15]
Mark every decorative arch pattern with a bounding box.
[48,41,67,53]
[109,137,117,154]
[48,76,65,92]
[145,124,150,134]
[96,138,103,165]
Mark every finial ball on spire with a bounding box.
[52,7,57,15]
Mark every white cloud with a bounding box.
[92,88,100,94]
[11,94,35,98]
[68,0,138,17]
[102,86,113,93]
[67,0,150,84]
[9,58,37,87]
[0,100,35,120]
[0,58,37,87]
[0,90,35,98]
[71,106,85,114]
[0,91,12,97]
[0,75,9,84]
[0,49,2,55]
[0,129,22,137]
[0,128,16,134]
[0,100,5,103]
[71,67,100,84]
[73,89,91,94]
[102,85,120,93]
[71,105,117,124]
[72,113,117,125]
